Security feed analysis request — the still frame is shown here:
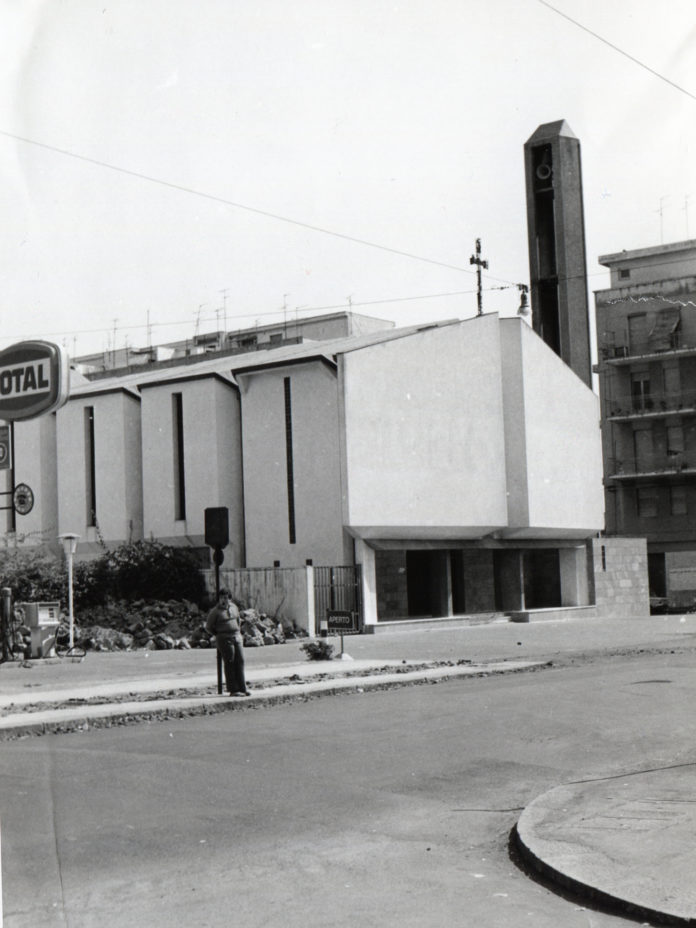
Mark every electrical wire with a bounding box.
[538,0,696,103]
[0,128,521,287]
[2,284,514,345]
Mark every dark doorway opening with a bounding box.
[523,549,561,609]
[406,550,448,617]
[647,552,666,598]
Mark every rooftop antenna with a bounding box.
[294,305,306,337]
[219,288,229,334]
[684,195,691,239]
[215,307,223,346]
[146,309,152,349]
[283,293,289,337]
[656,196,669,244]
[194,304,204,339]
[469,238,488,316]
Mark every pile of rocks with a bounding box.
[11,598,307,654]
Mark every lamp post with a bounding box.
[58,533,80,649]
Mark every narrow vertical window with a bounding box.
[601,545,607,571]
[670,485,687,516]
[284,376,296,544]
[84,406,96,527]
[173,393,186,520]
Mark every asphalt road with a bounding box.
[2,638,695,928]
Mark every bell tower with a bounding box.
[524,120,592,388]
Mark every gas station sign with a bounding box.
[0,341,69,421]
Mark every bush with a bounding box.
[93,540,207,604]
[0,548,67,606]
[0,540,207,611]
[300,639,335,661]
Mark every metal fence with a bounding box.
[313,565,363,630]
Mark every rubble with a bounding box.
[11,598,307,654]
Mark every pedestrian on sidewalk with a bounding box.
[205,589,251,696]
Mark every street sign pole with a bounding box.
[326,610,360,661]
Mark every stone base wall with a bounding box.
[592,537,650,617]
[665,549,696,610]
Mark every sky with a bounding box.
[0,0,695,359]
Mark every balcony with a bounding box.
[607,389,696,421]
[601,309,691,364]
[608,453,696,481]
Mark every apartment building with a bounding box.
[595,239,696,608]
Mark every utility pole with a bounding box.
[469,238,488,316]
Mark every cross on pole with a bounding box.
[469,238,488,316]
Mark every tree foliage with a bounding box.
[0,541,207,611]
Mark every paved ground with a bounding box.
[2,611,696,924]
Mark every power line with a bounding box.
[537,0,696,103]
[0,127,518,287]
[1,286,495,346]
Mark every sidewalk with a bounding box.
[0,649,541,737]
[516,764,696,925]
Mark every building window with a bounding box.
[633,426,654,471]
[667,423,684,453]
[173,393,186,520]
[628,313,648,355]
[630,372,651,411]
[84,407,96,527]
[284,376,296,544]
[636,486,658,518]
[670,485,687,516]
[619,268,630,280]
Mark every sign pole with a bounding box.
[204,507,229,697]
[214,548,223,695]
[326,610,359,661]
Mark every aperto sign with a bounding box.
[0,341,69,420]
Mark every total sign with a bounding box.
[0,341,70,420]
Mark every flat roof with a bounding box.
[599,239,696,266]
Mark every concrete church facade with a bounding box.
[4,311,620,628]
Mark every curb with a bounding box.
[0,660,542,739]
[515,782,696,927]
[512,824,691,927]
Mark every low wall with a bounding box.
[203,566,316,635]
[591,537,650,617]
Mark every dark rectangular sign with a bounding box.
[326,610,360,635]
[0,425,10,470]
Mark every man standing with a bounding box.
[205,589,251,696]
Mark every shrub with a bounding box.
[0,548,67,606]
[0,540,207,611]
[300,639,334,661]
[97,540,207,604]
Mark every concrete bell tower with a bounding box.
[524,120,592,388]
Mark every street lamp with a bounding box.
[58,533,80,649]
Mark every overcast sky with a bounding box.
[1,0,695,358]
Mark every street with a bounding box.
[2,628,695,927]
